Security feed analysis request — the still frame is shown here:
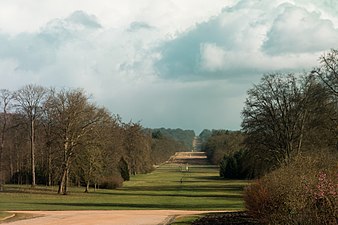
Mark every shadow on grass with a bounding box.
[191,176,224,181]
[2,182,246,198]
[3,186,58,196]
[29,202,243,210]
[93,191,243,198]
[120,184,245,193]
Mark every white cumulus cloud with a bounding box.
[156,0,338,81]
[263,4,338,54]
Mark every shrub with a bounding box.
[119,158,130,181]
[220,149,250,179]
[224,156,238,178]
[244,180,273,224]
[99,176,123,189]
[304,171,337,224]
[244,152,337,225]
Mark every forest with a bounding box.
[0,87,191,194]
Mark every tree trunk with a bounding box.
[63,167,69,195]
[48,146,52,186]
[16,153,20,185]
[0,137,4,191]
[0,114,7,191]
[58,166,67,194]
[9,152,13,179]
[59,141,68,194]
[58,166,71,195]
[297,111,307,155]
[0,94,9,192]
[31,119,36,187]
[85,181,89,193]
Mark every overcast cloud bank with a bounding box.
[1,0,338,132]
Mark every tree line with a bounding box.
[242,50,337,177]
[149,128,195,149]
[200,130,247,178]
[0,87,183,194]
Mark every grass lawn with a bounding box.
[0,164,248,211]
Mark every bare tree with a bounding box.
[0,85,172,190]
[312,49,338,96]
[50,89,107,194]
[123,122,152,175]
[313,50,338,149]
[78,145,103,193]
[5,113,29,184]
[76,107,112,192]
[0,89,13,191]
[40,89,59,186]
[241,74,323,175]
[14,84,47,187]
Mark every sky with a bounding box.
[1,0,338,134]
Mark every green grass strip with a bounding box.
[171,215,204,225]
[0,164,249,211]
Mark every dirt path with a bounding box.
[167,152,209,165]
[6,210,222,225]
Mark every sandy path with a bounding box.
[6,210,221,225]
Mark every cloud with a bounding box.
[200,43,227,71]
[154,16,227,80]
[0,11,102,72]
[65,10,101,29]
[127,22,155,32]
[0,11,155,95]
[263,5,338,54]
[1,0,338,132]
[0,0,231,35]
[155,0,338,81]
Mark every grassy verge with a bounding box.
[171,215,204,225]
[0,212,12,220]
[0,164,248,211]
[0,212,40,224]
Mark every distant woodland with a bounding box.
[148,128,195,149]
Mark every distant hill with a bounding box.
[150,128,195,150]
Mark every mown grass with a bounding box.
[0,164,248,211]
[171,215,204,225]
